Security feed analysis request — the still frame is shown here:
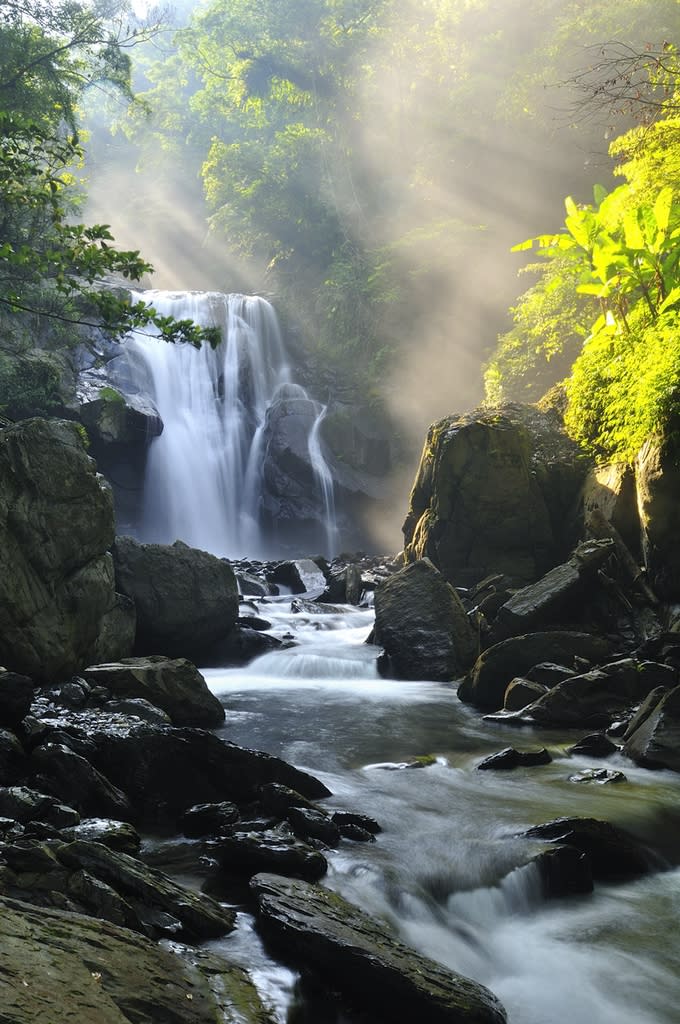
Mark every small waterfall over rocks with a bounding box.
[120,290,339,559]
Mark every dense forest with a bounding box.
[2,0,680,458]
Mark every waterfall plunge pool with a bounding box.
[200,599,680,1024]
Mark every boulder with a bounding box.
[180,801,240,838]
[30,743,133,821]
[0,895,271,1024]
[373,558,477,680]
[502,678,547,711]
[494,538,614,637]
[582,462,641,558]
[268,558,327,595]
[459,631,610,710]
[0,418,122,680]
[496,659,669,729]
[78,385,163,446]
[216,825,328,881]
[402,404,587,587]
[83,656,225,727]
[568,768,627,785]
[622,685,680,772]
[112,536,239,662]
[522,817,656,879]
[251,873,507,1024]
[567,733,620,758]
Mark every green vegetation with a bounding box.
[486,41,680,462]
[0,0,220,417]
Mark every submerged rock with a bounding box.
[251,873,507,1024]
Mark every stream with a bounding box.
[199,596,680,1024]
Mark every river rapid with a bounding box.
[201,596,680,1024]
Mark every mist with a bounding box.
[81,0,665,551]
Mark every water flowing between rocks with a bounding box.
[196,597,680,1024]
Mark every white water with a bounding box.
[204,597,680,1024]
[124,291,338,558]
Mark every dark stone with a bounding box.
[216,825,328,881]
[494,538,614,637]
[259,783,320,817]
[567,733,620,758]
[61,818,141,855]
[331,811,382,835]
[112,536,239,661]
[180,801,240,838]
[204,626,284,667]
[0,672,34,727]
[287,807,341,846]
[30,743,133,821]
[459,632,610,710]
[533,843,593,897]
[622,685,680,772]
[523,817,656,879]
[0,729,26,784]
[57,839,235,940]
[476,747,551,771]
[250,873,507,1024]
[525,662,576,687]
[83,656,225,728]
[0,786,78,826]
[568,768,627,784]
[374,559,477,681]
[503,678,548,711]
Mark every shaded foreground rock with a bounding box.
[251,872,507,1024]
[522,817,657,880]
[374,558,477,680]
[0,895,272,1024]
[83,656,225,727]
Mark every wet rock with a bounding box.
[216,824,328,881]
[237,614,273,631]
[497,659,664,729]
[259,782,320,817]
[236,571,273,597]
[30,743,132,821]
[503,678,548,711]
[0,672,34,727]
[83,656,225,728]
[0,895,271,1024]
[532,843,593,897]
[205,626,284,667]
[476,747,551,771]
[0,786,80,829]
[494,539,614,637]
[180,801,240,838]
[112,536,239,661]
[251,872,508,1024]
[568,768,627,784]
[522,817,655,879]
[61,818,141,854]
[268,558,327,595]
[287,807,341,847]
[459,632,610,710]
[636,434,680,599]
[57,839,235,940]
[57,679,90,709]
[82,722,331,824]
[374,558,478,681]
[331,811,382,835]
[567,733,620,758]
[78,385,163,446]
[104,697,172,726]
[622,685,680,772]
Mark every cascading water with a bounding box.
[123,290,338,558]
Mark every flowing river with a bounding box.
[199,596,680,1024]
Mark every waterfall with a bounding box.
[308,404,338,559]
[122,290,338,559]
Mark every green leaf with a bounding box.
[654,187,674,234]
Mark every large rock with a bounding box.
[251,873,507,1024]
[522,817,656,880]
[83,656,225,727]
[373,558,477,680]
[622,685,680,772]
[494,659,667,729]
[636,435,680,599]
[459,631,610,710]
[0,895,272,1024]
[582,462,641,558]
[402,404,587,587]
[0,419,126,681]
[494,539,614,637]
[112,536,239,661]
